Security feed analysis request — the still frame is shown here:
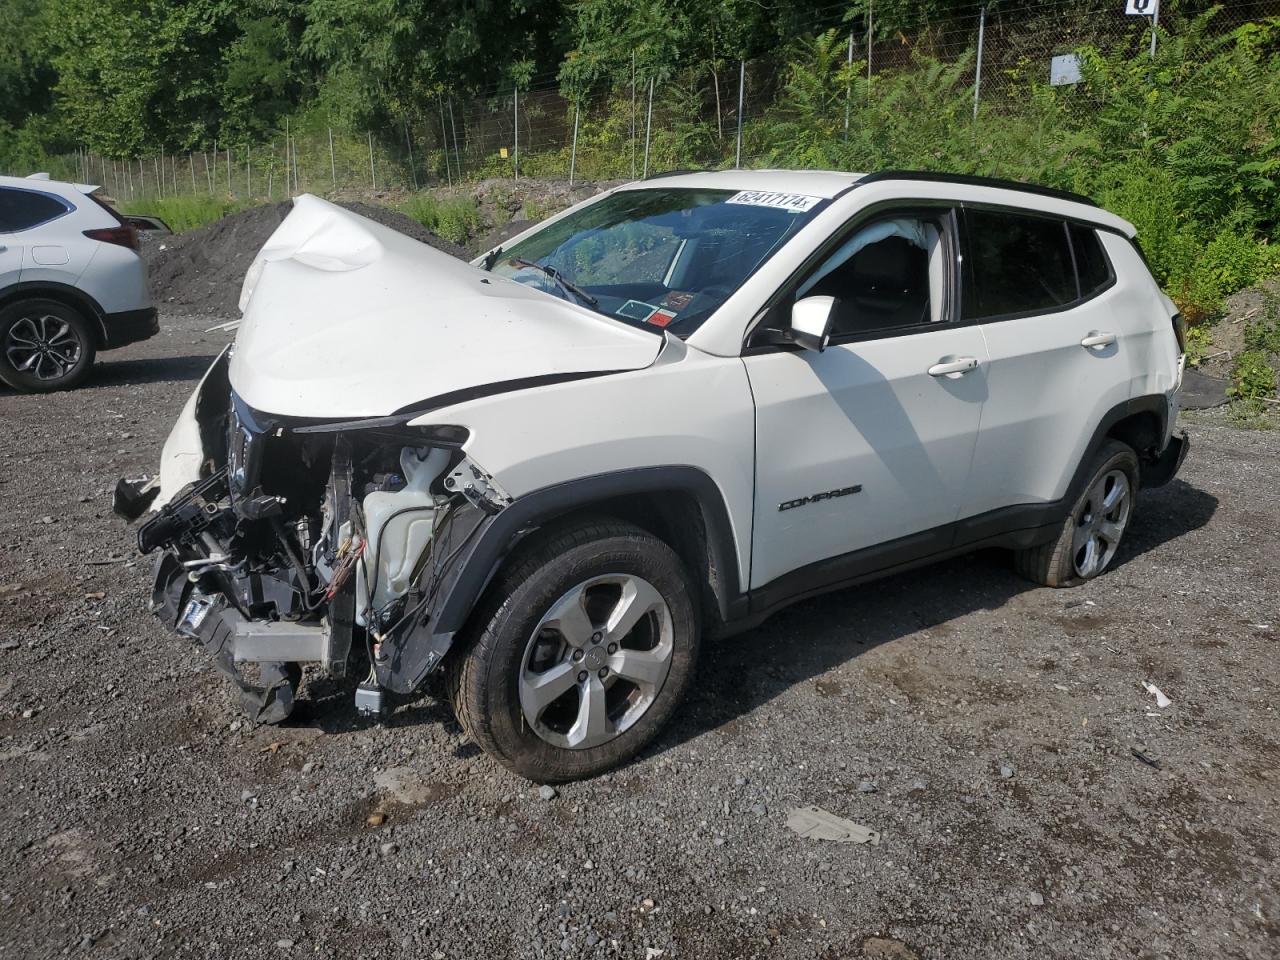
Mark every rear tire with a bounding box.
[1014,439,1139,587]
[447,518,699,783]
[0,299,96,393]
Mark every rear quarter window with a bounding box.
[0,187,72,232]
[1069,224,1113,296]
[962,209,1076,319]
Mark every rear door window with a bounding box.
[962,209,1077,319]
[0,187,71,232]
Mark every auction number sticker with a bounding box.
[725,191,822,212]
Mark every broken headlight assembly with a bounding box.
[132,387,506,724]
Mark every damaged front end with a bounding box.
[118,349,508,723]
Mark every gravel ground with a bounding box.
[1,312,1278,960]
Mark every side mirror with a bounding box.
[790,296,836,352]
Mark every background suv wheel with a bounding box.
[447,518,699,782]
[0,298,96,393]
[1014,439,1139,587]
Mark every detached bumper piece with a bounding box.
[1142,430,1190,488]
[152,552,333,723]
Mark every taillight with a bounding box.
[1171,312,1186,352]
[83,225,140,252]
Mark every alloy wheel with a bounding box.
[519,574,674,750]
[4,314,83,382]
[1071,468,1131,578]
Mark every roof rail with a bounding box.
[856,170,1098,208]
[641,168,704,181]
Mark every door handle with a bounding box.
[0,245,7,252]
[1080,331,1117,349]
[927,356,979,378]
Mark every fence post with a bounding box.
[735,62,744,169]
[569,103,580,186]
[204,151,212,194]
[225,148,231,197]
[867,1,873,87]
[189,154,196,193]
[1150,0,1160,58]
[247,147,252,199]
[324,128,334,192]
[438,96,453,188]
[973,3,987,120]
[448,97,462,179]
[283,119,290,194]
[292,132,300,194]
[159,147,165,197]
[513,87,520,181]
[845,33,854,139]
[643,76,654,178]
[368,131,376,190]
[404,121,418,190]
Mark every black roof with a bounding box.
[856,170,1098,207]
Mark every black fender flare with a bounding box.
[0,281,109,346]
[378,466,745,694]
[437,465,744,633]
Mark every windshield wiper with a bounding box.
[482,246,502,271]
[509,257,599,307]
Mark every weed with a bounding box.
[1228,350,1277,400]
[1184,324,1213,367]
[400,193,480,245]
[120,196,247,233]
[1225,397,1279,430]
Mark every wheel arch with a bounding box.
[1077,394,1168,497]
[438,467,746,640]
[0,282,109,346]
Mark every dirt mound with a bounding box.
[144,200,467,316]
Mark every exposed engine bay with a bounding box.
[116,349,508,723]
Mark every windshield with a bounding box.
[488,187,828,337]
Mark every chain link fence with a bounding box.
[45,0,1280,202]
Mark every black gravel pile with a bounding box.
[143,200,467,316]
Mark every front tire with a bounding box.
[0,299,96,393]
[1014,439,1138,587]
[447,518,699,782]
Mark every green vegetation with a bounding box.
[119,195,249,233]
[1229,351,1277,400]
[1,0,1276,357]
[400,194,481,246]
[1229,287,1280,402]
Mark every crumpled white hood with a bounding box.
[229,194,662,418]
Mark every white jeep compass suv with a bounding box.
[118,169,1187,782]
[0,174,157,391]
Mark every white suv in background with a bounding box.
[0,173,157,392]
[122,169,1187,782]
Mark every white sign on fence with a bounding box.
[1050,54,1082,86]
[1125,0,1158,15]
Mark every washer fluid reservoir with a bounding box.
[357,446,450,625]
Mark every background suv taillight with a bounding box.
[83,224,140,252]
[83,193,140,251]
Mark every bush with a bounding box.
[1180,231,1280,323]
[1228,350,1277,400]
[1243,292,1280,355]
[400,193,481,245]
